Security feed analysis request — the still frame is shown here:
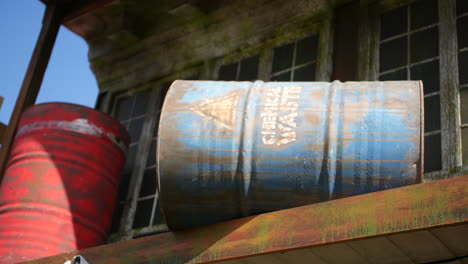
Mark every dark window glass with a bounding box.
[146,140,156,167]
[239,56,259,81]
[410,27,439,63]
[461,88,468,124]
[457,0,468,15]
[424,95,441,132]
[153,117,160,137]
[462,128,468,166]
[95,91,108,110]
[458,16,468,49]
[293,63,316,81]
[380,69,407,80]
[460,51,468,85]
[110,203,124,233]
[133,91,150,116]
[410,0,438,30]
[218,62,238,81]
[424,133,442,172]
[116,97,133,121]
[380,37,407,72]
[410,60,440,94]
[296,35,318,65]
[119,145,137,201]
[128,117,144,144]
[271,71,291,81]
[381,6,407,40]
[132,198,154,229]
[272,42,294,72]
[152,202,165,226]
[139,169,157,197]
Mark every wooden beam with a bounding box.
[0,3,62,176]
[25,175,468,264]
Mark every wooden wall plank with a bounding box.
[347,237,413,264]
[388,230,456,263]
[429,225,468,258]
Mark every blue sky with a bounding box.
[0,1,98,124]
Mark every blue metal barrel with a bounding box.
[157,80,423,230]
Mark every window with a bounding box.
[457,0,468,166]
[110,90,151,234]
[270,35,319,81]
[131,84,170,231]
[109,75,198,240]
[378,0,442,173]
[218,55,259,81]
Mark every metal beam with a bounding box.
[0,3,62,176]
[24,175,468,264]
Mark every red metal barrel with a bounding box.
[0,103,129,263]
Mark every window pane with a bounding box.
[152,201,166,226]
[410,27,439,63]
[458,16,468,49]
[133,91,150,117]
[380,69,407,81]
[128,117,145,144]
[461,88,468,124]
[239,55,259,81]
[295,35,318,65]
[271,71,291,81]
[381,6,407,40]
[139,169,157,197]
[463,128,468,166]
[457,0,468,15]
[293,63,316,81]
[410,59,440,94]
[410,0,438,30]
[115,97,133,121]
[132,198,154,229]
[272,42,294,73]
[380,37,407,72]
[146,139,157,167]
[424,133,442,172]
[424,95,441,132]
[460,50,468,85]
[218,62,238,81]
[110,203,124,233]
[119,145,137,200]
[153,116,160,137]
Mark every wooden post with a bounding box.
[0,3,63,176]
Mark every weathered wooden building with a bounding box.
[2,0,467,263]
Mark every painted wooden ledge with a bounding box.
[25,175,467,264]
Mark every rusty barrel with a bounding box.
[0,103,129,263]
[158,81,423,230]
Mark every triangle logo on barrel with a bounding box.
[191,91,240,130]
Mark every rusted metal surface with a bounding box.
[24,175,467,264]
[0,103,129,264]
[158,80,423,230]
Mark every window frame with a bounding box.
[213,14,334,83]
[362,0,465,181]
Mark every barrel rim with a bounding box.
[23,102,130,148]
[156,80,186,229]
